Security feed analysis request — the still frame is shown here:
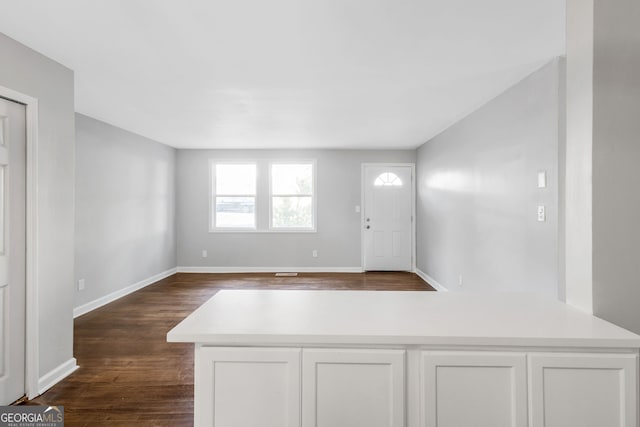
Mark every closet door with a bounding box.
[0,98,26,404]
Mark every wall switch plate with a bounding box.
[355,205,361,213]
[538,171,547,188]
[202,250,208,258]
[458,274,463,287]
[537,205,546,222]
[78,279,85,291]
[312,250,318,258]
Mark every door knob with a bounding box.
[366,218,371,222]
[366,225,370,229]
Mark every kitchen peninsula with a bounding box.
[168,290,640,427]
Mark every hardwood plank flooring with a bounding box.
[23,272,434,426]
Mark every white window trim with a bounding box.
[268,159,317,232]
[208,159,318,233]
[209,160,258,232]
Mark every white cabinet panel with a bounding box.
[530,353,638,427]
[302,348,405,427]
[421,352,527,427]
[195,347,301,427]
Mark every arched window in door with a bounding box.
[374,172,403,187]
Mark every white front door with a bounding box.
[0,97,26,404]
[363,165,413,271]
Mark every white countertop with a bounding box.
[167,290,640,348]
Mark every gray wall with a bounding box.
[75,114,176,309]
[416,60,561,297]
[177,149,415,269]
[0,33,75,379]
[592,0,640,333]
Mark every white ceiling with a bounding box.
[0,0,565,149]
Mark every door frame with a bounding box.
[361,163,416,272]
[0,85,39,399]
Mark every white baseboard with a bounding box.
[415,268,449,292]
[177,266,364,273]
[73,267,177,318]
[38,357,79,395]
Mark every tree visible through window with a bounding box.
[271,163,314,229]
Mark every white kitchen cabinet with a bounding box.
[195,347,301,427]
[529,353,638,427]
[169,291,640,427]
[421,351,528,427]
[302,348,405,427]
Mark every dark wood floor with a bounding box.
[24,272,434,426]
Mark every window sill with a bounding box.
[208,229,317,234]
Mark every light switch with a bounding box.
[538,171,547,188]
[537,205,546,222]
[355,205,361,213]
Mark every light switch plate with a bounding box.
[538,171,547,188]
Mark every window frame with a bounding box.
[208,159,317,233]
[209,160,258,232]
[268,160,317,232]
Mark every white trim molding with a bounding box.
[73,268,177,318]
[177,266,364,274]
[38,357,78,396]
[0,84,40,399]
[415,268,449,292]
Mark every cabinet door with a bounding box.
[421,351,527,427]
[302,348,405,427]
[529,353,638,427]
[195,347,301,427]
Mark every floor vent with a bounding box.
[275,272,298,277]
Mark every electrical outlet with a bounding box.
[312,250,318,258]
[78,279,85,291]
[202,250,208,258]
[537,205,546,222]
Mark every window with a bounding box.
[212,163,256,229]
[270,162,315,230]
[210,160,316,232]
[374,172,402,186]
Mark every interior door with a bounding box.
[0,97,26,404]
[363,165,412,271]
